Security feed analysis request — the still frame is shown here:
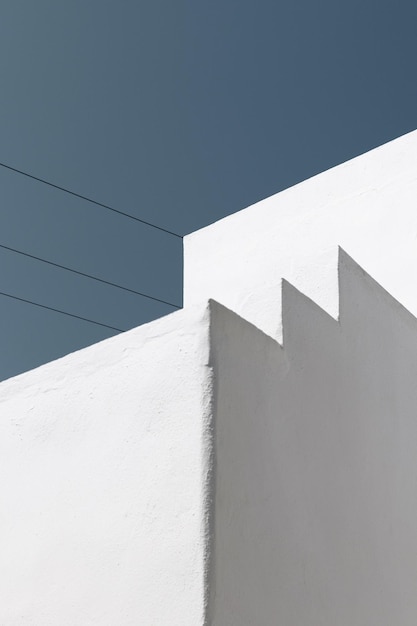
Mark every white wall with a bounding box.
[185,129,417,341]
[209,251,417,625]
[3,130,417,624]
[0,305,213,626]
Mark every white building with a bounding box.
[2,130,417,624]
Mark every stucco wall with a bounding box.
[0,305,213,625]
[185,129,417,340]
[209,250,417,624]
[3,131,417,624]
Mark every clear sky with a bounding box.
[1,0,416,381]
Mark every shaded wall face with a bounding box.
[210,254,417,625]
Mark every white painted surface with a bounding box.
[3,131,417,624]
[209,252,417,624]
[185,129,417,340]
[0,305,213,625]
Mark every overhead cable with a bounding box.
[0,161,182,239]
[0,242,181,309]
[0,290,124,332]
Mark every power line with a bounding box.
[0,242,181,309]
[0,290,124,332]
[0,161,183,239]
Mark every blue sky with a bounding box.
[1,0,416,380]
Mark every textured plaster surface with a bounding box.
[209,251,417,625]
[3,131,417,624]
[185,129,417,340]
[0,305,213,626]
